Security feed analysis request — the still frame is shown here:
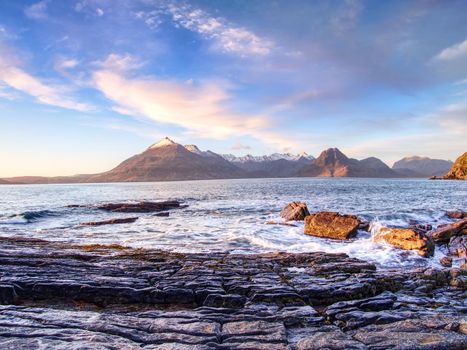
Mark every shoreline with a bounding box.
[0,236,465,349]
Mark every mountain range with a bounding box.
[0,137,458,183]
[392,156,453,177]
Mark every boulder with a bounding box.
[280,202,310,221]
[448,236,467,258]
[409,223,432,234]
[430,218,467,243]
[440,257,452,267]
[80,217,138,226]
[374,228,435,257]
[304,212,359,240]
[97,201,183,213]
[447,211,467,219]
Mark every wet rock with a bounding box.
[409,223,432,234]
[0,236,466,349]
[203,294,246,308]
[293,327,367,350]
[265,220,297,227]
[430,218,467,243]
[358,221,370,231]
[80,217,139,226]
[374,227,435,257]
[353,318,467,349]
[447,211,467,219]
[448,236,467,258]
[97,200,184,213]
[304,212,359,240]
[0,284,17,304]
[440,256,453,267]
[280,202,310,221]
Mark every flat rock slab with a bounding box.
[0,236,466,349]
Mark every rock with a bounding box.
[460,259,467,269]
[409,223,432,234]
[448,236,467,258]
[443,152,467,180]
[97,201,184,213]
[203,293,246,308]
[374,227,435,257]
[0,284,17,304]
[430,218,467,243]
[280,202,310,221]
[440,257,453,267]
[304,212,359,240]
[358,221,370,231]
[1,236,466,349]
[80,217,138,226]
[154,212,170,217]
[447,211,467,219]
[265,220,298,227]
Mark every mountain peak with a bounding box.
[149,137,177,149]
[315,148,348,164]
[184,144,202,154]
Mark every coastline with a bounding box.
[0,236,465,349]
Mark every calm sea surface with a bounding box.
[0,178,466,267]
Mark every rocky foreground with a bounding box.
[0,237,466,349]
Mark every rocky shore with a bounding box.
[0,236,466,349]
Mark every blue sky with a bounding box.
[0,0,466,176]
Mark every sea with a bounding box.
[0,178,466,268]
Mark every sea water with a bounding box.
[0,178,465,267]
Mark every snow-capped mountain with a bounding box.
[222,152,314,163]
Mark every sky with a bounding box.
[0,0,466,177]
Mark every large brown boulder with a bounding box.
[304,212,359,240]
[374,228,434,257]
[430,218,467,243]
[280,202,310,221]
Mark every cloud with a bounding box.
[24,0,50,20]
[96,53,144,72]
[96,8,104,16]
[54,57,79,72]
[434,38,467,61]
[92,61,268,139]
[231,142,251,151]
[0,48,93,111]
[434,102,467,134]
[0,83,17,100]
[137,2,273,56]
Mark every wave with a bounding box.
[0,209,59,225]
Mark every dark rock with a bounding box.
[80,217,138,226]
[358,221,370,231]
[97,200,183,213]
[374,227,435,257]
[154,211,170,217]
[203,294,246,308]
[448,236,467,258]
[0,284,17,304]
[447,211,467,219]
[409,223,432,234]
[440,256,453,267]
[280,202,310,221]
[430,218,467,243]
[304,212,359,240]
[265,220,298,227]
[0,236,466,349]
